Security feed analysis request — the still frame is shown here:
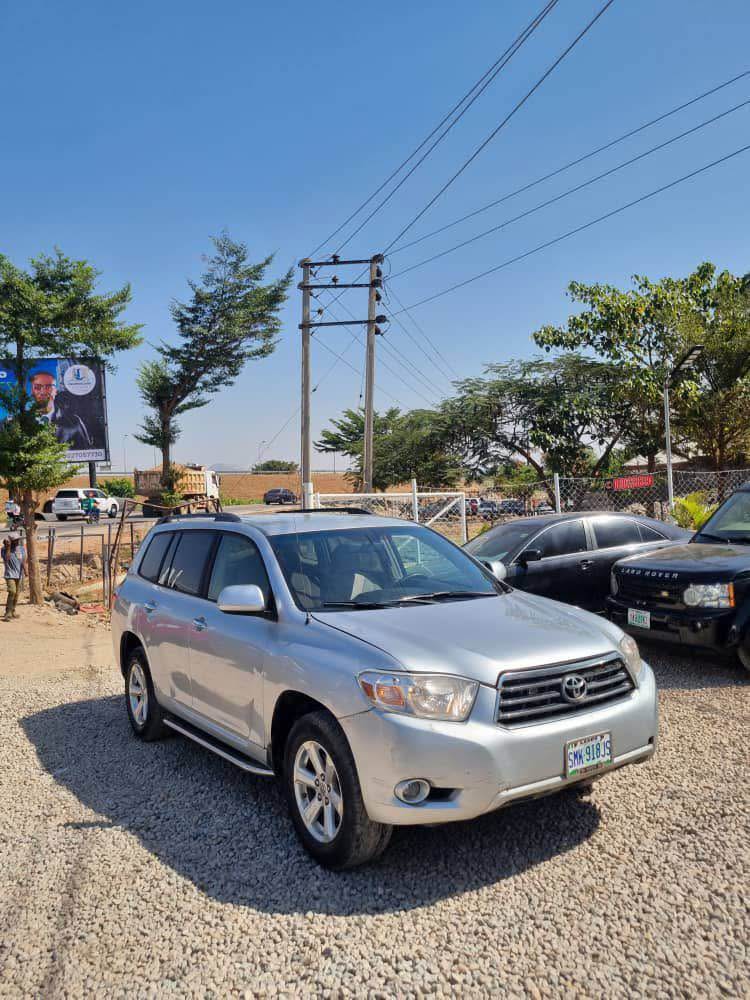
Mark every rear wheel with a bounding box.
[284,710,392,869]
[108,505,118,518]
[736,641,750,673]
[125,648,166,741]
[56,514,68,522]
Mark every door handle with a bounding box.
[143,601,157,613]
[192,616,208,632]
[579,559,594,570]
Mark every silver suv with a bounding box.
[112,511,658,869]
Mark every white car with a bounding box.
[52,488,120,521]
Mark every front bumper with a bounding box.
[340,662,657,826]
[607,598,737,651]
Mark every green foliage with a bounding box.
[102,477,135,498]
[136,233,291,479]
[160,490,184,509]
[0,248,140,601]
[220,495,262,505]
[672,491,717,530]
[316,407,461,490]
[252,459,299,473]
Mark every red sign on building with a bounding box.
[611,474,654,492]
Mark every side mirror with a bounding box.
[481,558,507,581]
[518,548,542,565]
[217,584,267,614]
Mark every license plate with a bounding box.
[565,732,612,778]
[628,608,651,629]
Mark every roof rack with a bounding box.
[156,511,242,525]
[274,507,375,516]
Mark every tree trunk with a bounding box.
[161,421,171,488]
[22,488,43,604]
[647,453,656,474]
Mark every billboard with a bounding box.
[0,358,110,462]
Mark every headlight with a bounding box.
[358,671,478,721]
[610,571,619,596]
[682,582,734,608]
[619,635,642,678]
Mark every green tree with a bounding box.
[101,476,135,498]
[0,250,140,602]
[135,233,291,486]
[253,459,299,473]
[672,264,750,469]
[533,272,695,471]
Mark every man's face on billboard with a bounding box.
[31,373,56,411]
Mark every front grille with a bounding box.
[617,576,683,607]
[496,654,634,726]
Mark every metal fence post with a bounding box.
[46,529,55,589]
[459,492,467,544]
[79,525,84,581]
[411,479,419,523]
[553,473,562,513]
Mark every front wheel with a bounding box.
[125,649,166,741]
[108,505,118,518]
[284,710,392,869]
[56,514,68,522]
[736,640,750,673]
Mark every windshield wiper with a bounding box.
[318,600,395,610]
[395,590,497,603]
[694,531,730,543]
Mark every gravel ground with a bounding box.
[1,643,748,997]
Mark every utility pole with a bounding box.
[362,255,383,493]
[300,258,312,507]
[298,254,385,497]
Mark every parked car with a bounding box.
[465,511,689,612]
[497,498,526,516]
[608,481,750,670]
[52,488,120,521]
[263,488,298,506]
[113,510,657,869]
[477,499,500,519]
[534,501,555,515]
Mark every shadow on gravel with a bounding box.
[640,642,750,691]
[23,694,601,915]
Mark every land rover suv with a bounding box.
[112,510,658,868]
[609,481,750,670]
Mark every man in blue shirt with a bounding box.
[2,533,26,621]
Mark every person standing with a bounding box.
[2,533,26,621]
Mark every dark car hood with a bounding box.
[616,542,750,581]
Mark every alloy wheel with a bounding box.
[293,740,344,843]
[129,662,149,727]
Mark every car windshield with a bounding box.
[695,491,750,543]
[269,524,499,611]
[464,522,538,563]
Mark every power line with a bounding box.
[383,283,461,381]
[382,0,618,254]
[330,0,560,256]
[391,97,750,279]
[391,68,750,254]
[392,142,750,313]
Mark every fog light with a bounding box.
[394,779,430,804]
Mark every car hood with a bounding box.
[616,542,750,581]
[312,590,620,686]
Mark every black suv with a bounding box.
[263,488,297,505]
[608,482,750,670]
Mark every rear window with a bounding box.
[591,518,642,549]
[138,532,174,582]
[166,531,216,596]
[56,490,80,498]
[639,523,665,542]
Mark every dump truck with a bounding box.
[134,464,221,517]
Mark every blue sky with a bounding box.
[2,0,748,471]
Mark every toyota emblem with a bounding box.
[562,674,587,703]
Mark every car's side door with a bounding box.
[512,519,591,605]
[587,517,648,611]
[187,531,275,750]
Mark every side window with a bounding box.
[166,531,216,596]
[538,520,587,559]
[639,523,665,542]
[207,534,271,604]
[138,532,174,582]
[592,518,643,549]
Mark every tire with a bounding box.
[125,648,166,741]
[56,514,68,522]
[108,505,118,519]
[283,709,392,870]
[736,641,750,673]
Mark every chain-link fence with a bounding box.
[316,468,750,540]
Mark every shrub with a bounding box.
[102,477,135,498]
[673,491,717,530]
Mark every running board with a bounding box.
[164,716,274,777]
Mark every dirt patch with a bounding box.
[0,590,113,678]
